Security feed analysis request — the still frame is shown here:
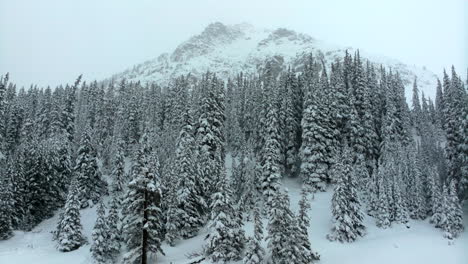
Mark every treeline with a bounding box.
[0,51,466,263]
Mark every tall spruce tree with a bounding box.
[328,146,365,242]
[75,128,107,208]
[243,206,265,264]
[122,133,164,264]
[91,202,110,264]
[204,171,245,262]
[56,181,86,252]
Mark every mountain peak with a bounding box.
[170,22,247,62]
[112,23,437,100]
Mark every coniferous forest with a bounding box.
[0,51,467,263]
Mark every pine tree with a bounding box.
[328,146,365,242]
[122,133,164,264]
[444,67,466,194]
[375,167,391,228]
[296,188,320,262]
[392,165,409,225]
[243,206,265,264]
[260,85,282,209]
[106,196,121,261]
[61,76,80,143]
[442,181,464,240]
[75,128,108,208]
[239,141,261,217]
[430,181,444,228]
[407,149,426,220]
[56,182,86,252]
[174,110,206,239]
[111,138,127,196]
[411,77,422,132]
[204,172,245,262]
[0,173,13,240]
[196,73,226,206]
[266,190,300,264]
[459,95,468,200]
[91,202,109,264]
[300,87,328,192]
[435,79,444,127]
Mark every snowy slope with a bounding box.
[109,22,439,101]
[1,166,466,264]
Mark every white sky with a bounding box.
[1,0,466,88]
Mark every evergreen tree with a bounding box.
[174,110,206,238]
[266,190,301,264]
[91,202,109,264]
[75,128,108,208]
[296,188,320,262]
[411,77,422,132]
[442,181,464,240]
[106,196,121,261]
[0,173,13,240]
[56,182,86,252]
[204,172,245,262]
[243,206,265,264]
[122,133,164,264]
[111,138,127,196]
[260,85,282,209]
[328,146,365,242]
[430,181,445,228]
[375,167,391,228]
[300,87,328,191]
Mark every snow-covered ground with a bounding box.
[1,176,466,264]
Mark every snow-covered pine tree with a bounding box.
[328,146,365,242]
[106,196,121,261]
[91,202,109,264]
[61,75,80,143]
[122,133,164,264]
[111,138,127,197]
[174,109,206,239]
[430,180,445,228]
[196,73,226,206]
[435,79,444,127]
[375,166,391,228]
[239,140,261,217]
[56,181,86,252]
[444,68,467,195]
[297,188,320,262]
[300,84,328,192]
[0,74,7,153]
[164,166,180,247]
[243,206,265,264]
[458,94,468,200]
[204,170,245,262]
[392,165,409,225]
[411,77,422,133]
[442,181,464,240]
[425,166,439,216]
[282,69,300,176]
[260,81,282,210]
[75,128,108,208]
[266,189,302,264]
[0,172,13,240]
[407,148,426,220]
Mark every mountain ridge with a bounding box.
[109,22,438,100]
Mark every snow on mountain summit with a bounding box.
[111,22,438,100]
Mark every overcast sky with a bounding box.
[1,0,466,88]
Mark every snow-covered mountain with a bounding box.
[110,22,438,100]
